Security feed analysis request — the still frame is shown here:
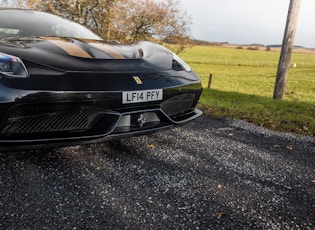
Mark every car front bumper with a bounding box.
[0,83,202,149]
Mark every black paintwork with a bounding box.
[0,9,203,149]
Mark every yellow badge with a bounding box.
[133,76,143,85]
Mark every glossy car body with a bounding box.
[0,9,202,149]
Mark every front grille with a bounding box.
[160,93,197,117]
[0,104,109,134]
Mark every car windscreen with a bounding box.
[0,9,103,40]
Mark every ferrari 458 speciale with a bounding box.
[0,9,202,149]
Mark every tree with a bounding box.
[24,0,111,38]
[111,0,191,52]
[273,0,301,99]
[24,0,191,53]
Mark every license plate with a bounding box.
[122,89,163,104]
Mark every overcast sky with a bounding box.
[180,0,315,48]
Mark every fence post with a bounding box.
[207,74,213,88]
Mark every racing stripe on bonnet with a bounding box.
[83,40,125,59]
[45,37,92,58]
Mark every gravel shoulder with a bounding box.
[0,115,314,229]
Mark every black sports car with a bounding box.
[0,9,202,149]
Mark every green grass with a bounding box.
[199,89,315,136]
[178,46,315,136]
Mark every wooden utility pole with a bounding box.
[273,0,301,99]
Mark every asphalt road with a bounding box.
[0,115,314,229]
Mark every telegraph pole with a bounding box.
[273,0,301,99]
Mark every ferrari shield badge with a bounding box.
[133,76,143,85]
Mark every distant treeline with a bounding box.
[168,38,307,49]
[189,39,230,46]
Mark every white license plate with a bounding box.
[122,89,163,104]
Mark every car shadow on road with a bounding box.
[0,140,262,229]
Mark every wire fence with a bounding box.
[188,60,312,68]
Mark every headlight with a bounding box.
[172,53,191,72]
[0,52,28,78]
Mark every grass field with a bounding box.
[178,46,315,136]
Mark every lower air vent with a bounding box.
[160,93,197,117]
[0,103,108,134]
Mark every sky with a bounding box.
[180,0,315,48]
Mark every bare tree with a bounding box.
[112,0,190,40]
[25,0,106,35]
[24,0,191,53]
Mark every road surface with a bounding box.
[0,115,314,229]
